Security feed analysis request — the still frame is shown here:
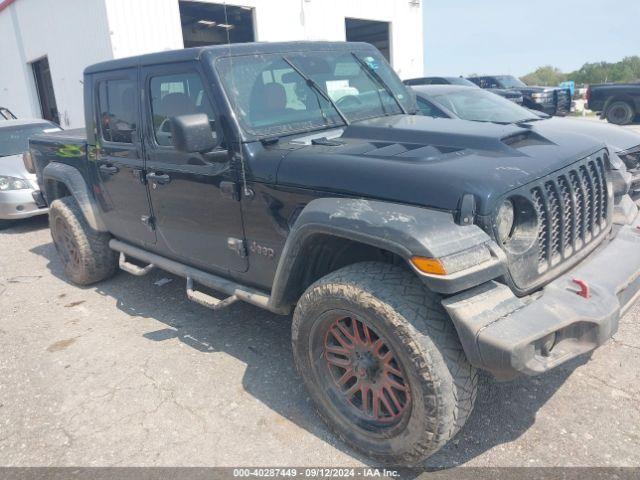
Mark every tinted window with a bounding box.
[495,75,526,88]
[416,98,448,118]
[472,77,500,89]
[97,79,137,143]
[149,72,216,146]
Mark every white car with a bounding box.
[0,119,61,228]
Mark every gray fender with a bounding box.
[268,198,506,310]
[42,162,107,232]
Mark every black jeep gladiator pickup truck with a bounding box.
[468,75,571,116]
[28,42,640,464]
[587,82,640,125]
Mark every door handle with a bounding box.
[99,164,119,175]
[146,172,171,185]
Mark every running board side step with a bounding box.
[186,277,238,310]
[109,239,289,315]
[119,252,154,276]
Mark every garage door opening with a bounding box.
[179,1,255,47]
[345,18,391,63]
[31,56,60,125]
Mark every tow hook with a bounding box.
[571,278,590,299]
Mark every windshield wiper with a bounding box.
[282,57,350,126]
[351,53,408,115]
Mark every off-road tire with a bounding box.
[606,101,635,125]
[292,262,477,465]
[49,196,117,285]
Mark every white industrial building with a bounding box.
[0,0,424,129]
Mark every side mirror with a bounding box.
[170,113,217,153]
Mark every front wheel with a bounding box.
[606,101,635,125]
[292,262,477,464]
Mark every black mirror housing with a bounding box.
[170,114,217,153]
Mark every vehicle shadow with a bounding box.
[0,215,49,235]
[31,239,588,469]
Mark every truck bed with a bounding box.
[29,128,89,198]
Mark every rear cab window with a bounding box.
[97,79,137,143]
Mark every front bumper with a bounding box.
[0,189,48,220]
[444,212,640,380]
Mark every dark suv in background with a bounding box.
[404,76,523,104]
[468,75,571,115]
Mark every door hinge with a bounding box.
[227,237,247,258]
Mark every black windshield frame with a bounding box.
[214,48,415,140]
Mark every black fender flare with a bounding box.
[268,198,505,310]
[42,162,107,232]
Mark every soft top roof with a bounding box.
[84,41,376,75]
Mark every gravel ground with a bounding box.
[0,208,639,468]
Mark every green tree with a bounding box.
[521,56,640,86]
[520,65,566,86]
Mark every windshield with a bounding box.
[0,123,59,157]
[430,89,540,123]
[216,50,415,138]
[495,75,527,89]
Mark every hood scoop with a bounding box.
[501,130,554,149]
[339,141,465,161]
[340,116,528,155]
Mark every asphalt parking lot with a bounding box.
[1,122,639,468]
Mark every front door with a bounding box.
[141,63,247,273]
[94,69,156,245]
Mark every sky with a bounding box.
[423,0,640,78]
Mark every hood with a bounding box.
[0,154,37,186]
[276,115,605,216]
[490,88,523,98]
[530,117,640,153]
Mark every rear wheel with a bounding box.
[49,196,117,285]
[292,262,477,464]
[606,101,635,125]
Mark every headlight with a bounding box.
[496,200,515,244]
[0,176,31,191]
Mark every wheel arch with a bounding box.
[604,95,637,113]
[42,162,107,232]
[268,198,499,311]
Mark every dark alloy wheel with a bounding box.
[292,262,478,464]
[317,312,411,428]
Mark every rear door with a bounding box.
[93,69,156,245]
[140,62,247,273]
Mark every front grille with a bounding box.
[531,156,609,272]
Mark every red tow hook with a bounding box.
[572,278,590,299]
